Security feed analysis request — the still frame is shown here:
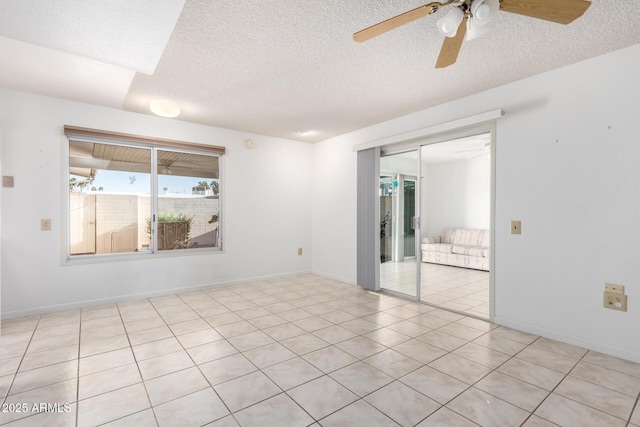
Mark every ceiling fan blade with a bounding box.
[353,1,450,43]
[499,0,591,25]
[435,17,467,68]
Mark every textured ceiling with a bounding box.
[2,1,640,143]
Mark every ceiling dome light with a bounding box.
[150,99,181,118]
[437,7,464,38]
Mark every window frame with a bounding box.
[63,126,224,263]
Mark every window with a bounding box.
[65,126,223,259]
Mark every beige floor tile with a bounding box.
[79,363,141,400]
[437,323,486,341]
[452,342,510,369]
[19,343,79,372]
[416,330,468,352]
[498,358,565,391]
[516,345,581,374]
[387,320,432,338]
[247,314,288,329]
[392,339,447,364]
[554,376,636,420]
[234,307,272,320]
[81,315,123,332]
[204,312,242,327]
[227,330,275,352]
[277,308,315,322]
[262,357,323,390]
[447,387,530,427]
[472,333,528,356]
[521,414,561,426]
[582,351,640,377]
[400,365,468,405]
[530,336,588,359]
[311,325,357,345]
[534,393,626,427]
[132,337,183,361]
[79,347,135,376]
[490,326,538,344]
[101,408,158,427]
[176,328,223,348]
[138,350,194,380]
[281,333,330,355]
[38,310,80,328]
[475,371,549,412]
[292,316,334,332]
[79,334,129,358]
[416,407,477,427]
[77,383,150,427]
[144,366,209,406]
[123,316,166,333]
[1,342,29,360]
[429,353,492,385]
[242,342,297,369]
[127,325,174,346]
[0,356,21,376]
[168,318,210,335]
[319,310,358,324]
[213,370,280,412]
[234,393,314,427]
[319,399,398,427]
[187,339,238,365]
[81,323,127,343]
[302,346,358,374]
[365,381,440,426]
[120,308,159,324]
[10,360,77,395]
[199,353,257,385]
[570,360,640,397]
[1,316,40,334]
[330,361,393,397]
[363,349,423,379]
[32,322,79,340]
[154,388,230,427]
[288,376,358,420]
[262,322,307,341]
[27,332,78,353]
[631,404,640,426]
[1,380,77,424]
[362,328,411,347]
[362,312,404,327]
[1,374,13,399]
[215,321,258,338]
[335,336,386,360]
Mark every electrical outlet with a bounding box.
[605,283,624,294]
[41,219,52,231]
[603,291,627,312]
[297,248,303,256]
[511,220,521,235]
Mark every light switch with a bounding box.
[511,220,521,235]
[2,176,14,187]
[41,219,52,231]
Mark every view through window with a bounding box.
[68,138,221,257]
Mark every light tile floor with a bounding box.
[381,261,490,319]
[1,274,639,426]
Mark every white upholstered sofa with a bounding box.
[421,228,490,271]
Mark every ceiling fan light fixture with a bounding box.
[466,19,490,40]
[150,99,181,118]
[471,0,499,26]
[437,7,464,38]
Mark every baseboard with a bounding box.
[1,269,312,319]
[310,269,357,287]
[494,316,640,364]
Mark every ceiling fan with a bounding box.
[353,0,591,68]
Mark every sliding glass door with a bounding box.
[379,150,420,299]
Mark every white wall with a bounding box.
[422,156,491,237]
[312,44,640,362]
[0,89,313,317]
